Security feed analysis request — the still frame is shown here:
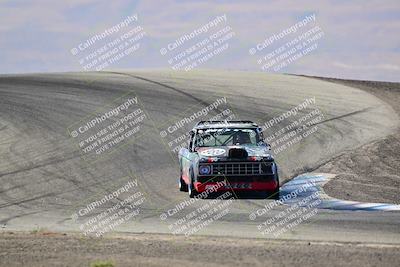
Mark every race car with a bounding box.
[178,121,279,198]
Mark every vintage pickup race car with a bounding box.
[178,121,279,198]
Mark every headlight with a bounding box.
[261,162,273,174]
[199,165,211,175]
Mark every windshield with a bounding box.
[195,128,260,147]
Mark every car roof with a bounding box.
[193,121,259,130]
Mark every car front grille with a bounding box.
[208,162,273,176]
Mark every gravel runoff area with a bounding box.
[310,77,400,204]
[0,231,399,267]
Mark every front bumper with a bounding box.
[194,180,278,193]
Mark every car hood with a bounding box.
[196,145,271,158]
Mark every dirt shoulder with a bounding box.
[1,231,399,267]
[309,77,400,204]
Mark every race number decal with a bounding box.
[199,148,226,157]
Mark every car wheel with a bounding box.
[188,169,199,198]
[270,188,280,200]
[179,175,188,192]
[188,183,199,198]
[271,165,280,200]
[262,189,279,200]
[264,174,280,200]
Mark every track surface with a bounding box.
[0,70,399,244]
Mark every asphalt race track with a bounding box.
[0,70,399,244]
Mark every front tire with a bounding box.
[188,183,199,198]
[270,187,280,200]
[179,167,188,192]
[188,169,199,198]
[271,164,280,200]
[179,176,188,192]
[265,171,280,200]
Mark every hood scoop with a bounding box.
[228,147,248,159]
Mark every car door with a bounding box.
[179,130,195,184]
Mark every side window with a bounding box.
[249,131,257,144]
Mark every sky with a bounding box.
[0,0,399,82]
